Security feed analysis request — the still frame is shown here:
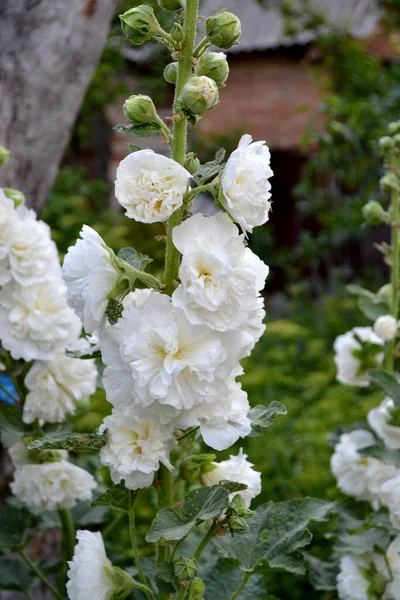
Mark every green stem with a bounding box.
[19,549,66,600]
[231,571,251,600]
[155,115,173,144]
[176,426,199,442]
[131,579,156,598]
[193,37,211,58]
[58,509,75,563]
[194,522,217,561]
[386,188,400,372]
[128,506,149,593]
[185,184,213,203]
[164,0,199,295]
[102,511,125,539]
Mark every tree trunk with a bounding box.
[0,0,116,213]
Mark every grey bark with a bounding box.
[0,0,116,213]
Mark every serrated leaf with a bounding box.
[28,432,107,453]
[128,143,141,152]
[146,485,230,543]
[220,480,247,493]
[0,506,31,551]
[156,561,177,593]
[191,147,226,186]
[0,403,32,447]
[216,498,337,574]
[335,528,390,555]
[0,559,31,591]
[305,555,338,591]
[201,554,269,600]
[368,370,400,406]
[92,485,137,512]
[118,247,153,271]
[248,402,287,437]
[114,123,135,134]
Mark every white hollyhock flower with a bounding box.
[172,212,269,332]
[0,189,16,285]
[333,327,384,387]
[100,293,239,421]
[0,280,81,361]
[194,371,251,451]
[67,530,116,600]
[8,205,60,286]
[331,429,398,508]
[122,287,154,310]
[23,346,97,424]
[202,449,261,508]
[115,149,190,223]
[11,459,96,512]
[337,555,389,600]
[385,536,400,600]
[381,476,400,529]
[368,398,400,450]
[100,408,176,490]
[374,314,398,341]
[62,226,121,334]
[220,134,273,234]
[239,296,266,359]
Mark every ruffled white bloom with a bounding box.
[23,345,97,424]
[333,327,384,387]
[122,287,154,310]
[337,555,389,600]
[100,293,239,423]
[100,408,176,490]
[11,459,96,512]
[0,189,16,284]
[239,296,266,358]
[368,397,400,450]
[330,429,398,509]
[202,449,261,508]
[62,226,120,334]
[220,134,273,234]
[67,530,115,600]
[385,536,400,600]
[0,280,81,361]
[172,212,269,332]
[115,149,190,223]
[374,314,398,341]
[193,371,251,451]
[7,205,60,286]
[381,475,400,529]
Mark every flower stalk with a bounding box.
[19,549,66,600]
[386,187,400,372]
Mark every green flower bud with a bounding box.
[379,136,395,152]
[170,22,184,42]
[180,76,219,115]
[362,200,388,226]
[184,152,200,174]
[378,284,393,307]
[4,188,25,207]
[175,557,198,583]
[105,298,124,325]
[164,62,178,84]
[195,51,229,86]
[120,6,161,45]
[388,121,400,135]
[104,566,134,599]
[123,94,158,125]
[180,453,216,483]
[380,172,400,192]
[187,578,205,600]
[205,11,242,49]
[0,146,10,167]
[158,0,184,12]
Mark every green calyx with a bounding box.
[205,10,242,50]
[123,95,158,126]
[180,453,216,484]
[362,200,388,226]
[0,146,10,167]
[105,566,135,600]
[164,62,178,84]
[158,0,185,12]
[4,188,25,207]
[194,51,229,86]
[180,75,219,116]
[120,6,161,45]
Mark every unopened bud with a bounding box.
[184,152,200,174]
[380,173,400,192]
[180,453,215,483]
[120,6,161,45]
[123,95,158,125]
[158,0,184,11]
[175,557,198,583]
[4,188,25,207]
[362,200,388,226]
[180,76,219,115]
[187,578,205,600]
[379,136,395,152]
[378,284,393,306]
[0,146,10,167]
[170,22,184,42]
[164,62,178,84]
[105,566,134,599]
[195,51,229,86]
[388,121,400,135]
[206,11,241,49]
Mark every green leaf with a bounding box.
[65,348,101,360]
[192,148,226,186]
[28,432,107,453]
[368,370,400,406]
[71,501,110,526]
[305,555,338,591]
[114,123,135,134]
[248,402,287,437]
[118,247,153,271]
[346,285,389,320]
[128,143,141,152]
[146,485,230,543]
[220,481,248,493]
[335,528,390,555]
[216,498,337,574]
[0,559,31,591]
[201,554,270,600]
[156,561,177,594]
[92,484,137,512]
[0,403,32,447]
[0,506,31,551]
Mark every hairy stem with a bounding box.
[194,522,217,561]
[231,571,251,600]
[58,509,75,563]
[164,0,199,295]
[386,188,400,372]
[19,549,66,600]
